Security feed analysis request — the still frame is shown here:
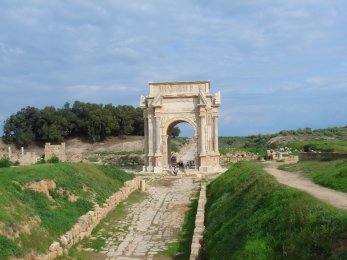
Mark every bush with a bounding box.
[303,144,318,152]
[36,157,45,164]
[0,157,12,168]
[46,156,59,163]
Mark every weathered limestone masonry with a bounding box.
[140,81,221,174]
[0,146,39,165]
[20,177,143,260]
[45,143,66,162]
[190,182,206,260]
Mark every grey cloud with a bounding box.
[0,0,346,135]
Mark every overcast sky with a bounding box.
[1,0,346,136]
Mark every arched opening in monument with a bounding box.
[166,120,197,170]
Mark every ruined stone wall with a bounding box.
[220,153,258,163]
[20,177,142,260]
[190,182,206,260]
[0,146,38,165]
[299,152,347,161]
[45,143,66,162]
[19,152,38,165]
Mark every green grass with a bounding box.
[160,190,199,259]
[0,235,24,258]
[0,157,19,168]
[286,139,347,153]
[203,161,347,259]
[0,163,134,259]
[278,159,347,192]
[219,127,347,155]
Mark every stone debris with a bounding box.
[24,180,56,200]
[45,142,66,162]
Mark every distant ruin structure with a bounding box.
[140,81,221,173]
[1,146,39,165]
[45,143,66,162]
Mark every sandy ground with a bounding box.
[264,162,347,211]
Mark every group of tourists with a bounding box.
[169,160,195,176]
[177,160,195,169]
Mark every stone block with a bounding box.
[140,179,146,191]
[49,241,61,252]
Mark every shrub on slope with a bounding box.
[204,161,347,259]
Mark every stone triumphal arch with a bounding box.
[140,81,221,173]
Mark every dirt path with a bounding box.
[264,162,347,211]
[180,142,197,163]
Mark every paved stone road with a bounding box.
[100,176,197,260]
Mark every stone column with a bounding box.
[144,111,148,153]
[148,112,153,155]
[143,110,149,171]
[153,114,162,173]
[155,115,161,155]
[213,115,219,153]
[200,112,206,154]
[21,147,24,158]
[8,147,12,160]
[207,113,213,152]
[162,134,169,168]
[147,110,154,171]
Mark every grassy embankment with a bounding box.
[204,161,347,259]
[279,159,347,193]
[0,163,134,259]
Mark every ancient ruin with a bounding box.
[0,146,39,165]
[45,143,66,162]
[140,81,221,173]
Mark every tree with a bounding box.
[35,106,67,143]
[171,127,181,138]
[3,106,40,147]
[2,101,145,145]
